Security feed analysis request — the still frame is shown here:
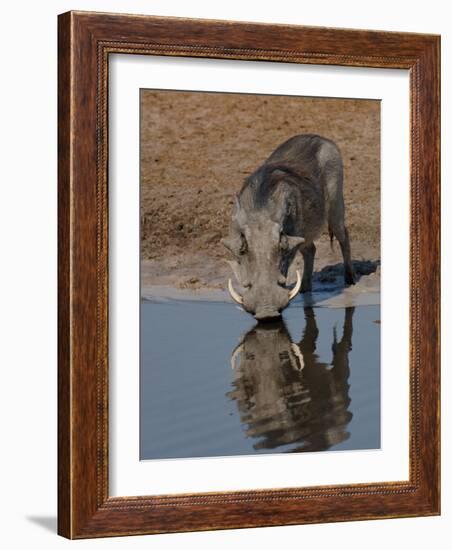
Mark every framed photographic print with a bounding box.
[58,11,440,538]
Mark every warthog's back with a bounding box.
[266,133,343,181]
[238,134,343,244]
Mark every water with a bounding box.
[140,299,380,460]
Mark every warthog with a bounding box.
[222,134,355,320]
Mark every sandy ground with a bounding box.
[140,89,380,300]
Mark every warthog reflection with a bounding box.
[227,307,354,453]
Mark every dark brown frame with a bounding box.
[58,10,440,539]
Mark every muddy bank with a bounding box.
[142,258,380,309]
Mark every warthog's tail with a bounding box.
[328,225,334,250]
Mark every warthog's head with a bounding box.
[222,197,304,320]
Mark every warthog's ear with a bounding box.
[231,194,247,226]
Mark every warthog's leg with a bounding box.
[323,155,356,286]
[331,224,355,285]
[301,243,316,292]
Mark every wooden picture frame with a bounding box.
[58,10,440,539]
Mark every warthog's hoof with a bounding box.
[345,271,356,285]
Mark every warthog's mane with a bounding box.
[240,162,318,210]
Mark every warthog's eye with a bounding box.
[280,234,289,251]
[239,235,248,255]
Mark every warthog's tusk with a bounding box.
[288,270,302,301]
[230,344,244,369]
[291,343,305,371]
[228,278,244,305]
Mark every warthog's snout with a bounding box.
[228,271,302,321]
[243,286,288,321]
